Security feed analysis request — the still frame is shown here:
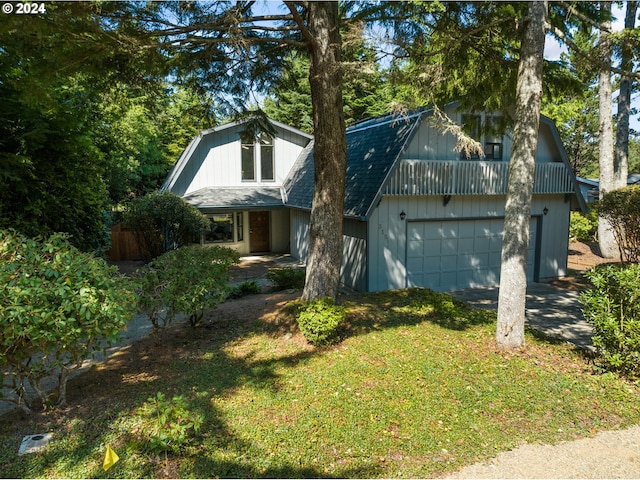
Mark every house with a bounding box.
[161,118,313,254]
[162,104,586,292]
[577,174,640,204]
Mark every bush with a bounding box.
[123,191,210,260]
[135,245,240,332]
[599,185,640,262]
[297,297,346,346]
[135,392,204,454]
[227,280,261,299]
[569,210,598,243]
[266,267,306,291]
[580,263,640,377]
[0,230,135,412]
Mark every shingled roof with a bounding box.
[183,187,285,212]
[284,110,425,219]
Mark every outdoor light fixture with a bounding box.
[543,207,549,215]
[400,210,406,221]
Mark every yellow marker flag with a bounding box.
[103,444,119,472]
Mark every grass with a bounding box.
[1,288,639,478]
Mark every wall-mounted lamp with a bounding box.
[543,206,549,216]
[443,194,452,206]
[400,210,406,221]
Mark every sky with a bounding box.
[544,2,640,131]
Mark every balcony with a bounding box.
[384,160,575,196]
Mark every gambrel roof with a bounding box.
[284,108,587,218]
[284,110,426,219]
[161,117,312,195]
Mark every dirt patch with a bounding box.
[567,241,621,271]
[550,241,623,291]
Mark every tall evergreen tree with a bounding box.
[598,1,617,258]
[614,1,638,189]
[496,0,548,349]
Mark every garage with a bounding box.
[406,218,538,291]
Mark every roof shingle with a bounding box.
[284,111,424,218]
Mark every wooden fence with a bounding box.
[106,223,144,261]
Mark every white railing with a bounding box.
[385,160,575,196]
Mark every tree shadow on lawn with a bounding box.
[0,288,493,478]
[0,292,327,478]
[339,287,496,339]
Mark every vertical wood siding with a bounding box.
[171,124,309,195]
[289,210,368,291]
[367,195,569,292]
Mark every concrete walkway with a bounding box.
[451,283,594,351]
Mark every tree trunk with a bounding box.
[614,1,637,186]
[598,1,617,258]
[496,0,547,350]
[301,2,347,301]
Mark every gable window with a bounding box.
[460,115,503,161]
[241,132,275,182]
[260,134,274,181]
[483,116,503,161]
[241,135,255,181]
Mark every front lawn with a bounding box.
[1,288,639,478]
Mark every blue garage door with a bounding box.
[406,218,537,291]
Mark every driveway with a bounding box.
[450,282,594,351]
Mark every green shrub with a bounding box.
[297,297,346,346]
[0,230,135,412]
[580,263,640,377]
[228,280,261,299]
[135,392,204,454]
[599,185,640,262]
[122,191,210,260]
[266,266,306,291]
[569,210,598,243]
[135,245,239,331]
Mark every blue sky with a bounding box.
[544,2,640,131]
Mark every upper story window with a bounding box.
[260,134,274,181]
[460,115,503,161]
[241,132,275,181]
[241,134,256,181]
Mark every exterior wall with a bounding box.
[404,107,514,161]
[290,209,310,262]
[289,209,368,292]
[341,219,368,292]
[535,123,562,164]
[535,194,571,280]
[171,124,309,196]
[367,195,569,292]
[403,107,561,164]
[270,209,290,253]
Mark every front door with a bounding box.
[249,211,270,253]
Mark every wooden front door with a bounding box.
[249,211,270,253]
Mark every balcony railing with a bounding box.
[384,160,575,196]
